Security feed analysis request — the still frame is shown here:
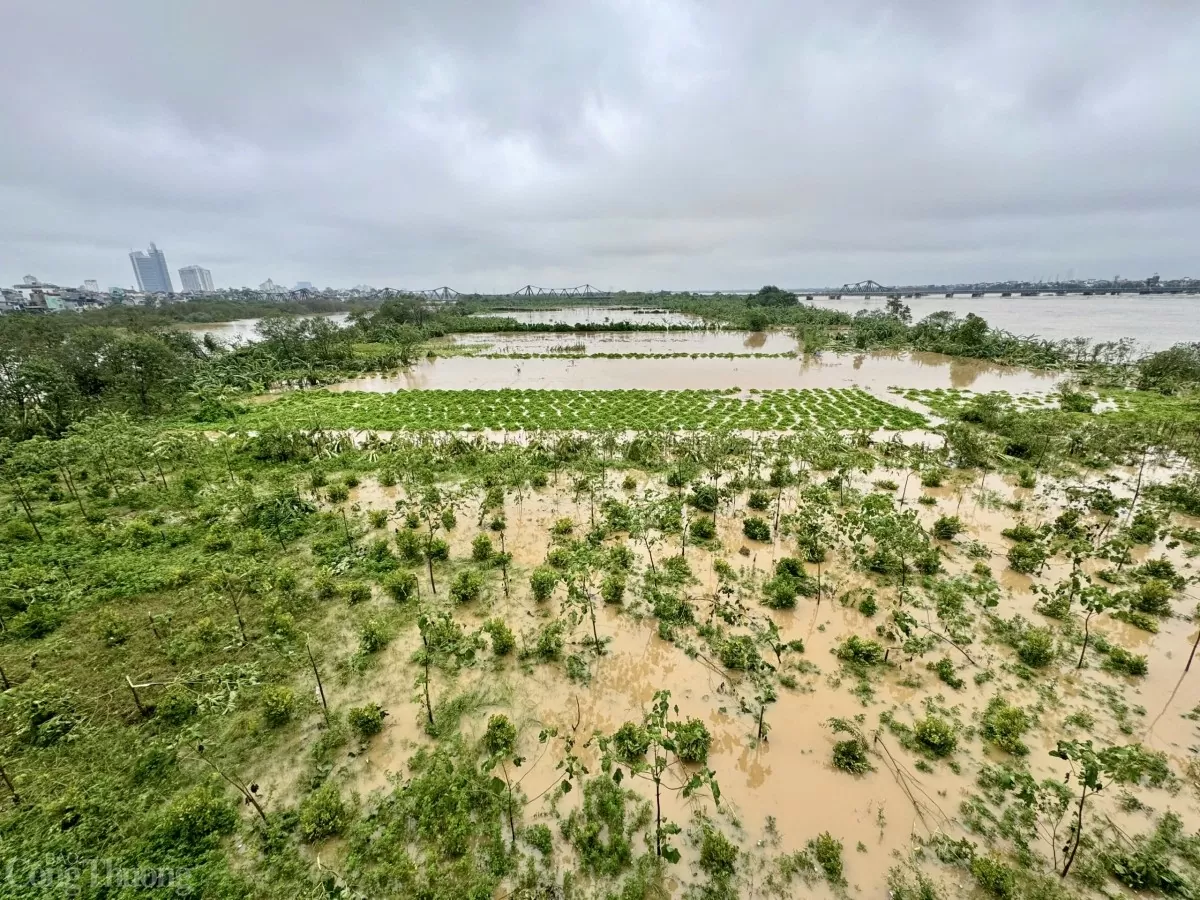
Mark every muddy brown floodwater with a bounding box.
[274,459,1200,898]
[329,347,1062,396]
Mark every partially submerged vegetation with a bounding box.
[0,292,1197,898]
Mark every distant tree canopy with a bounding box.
[748,285,798,307]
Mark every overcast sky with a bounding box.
[3,1,1199,291]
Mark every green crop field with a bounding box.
[208,387,927,432]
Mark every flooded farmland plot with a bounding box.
[278,447,1200,899]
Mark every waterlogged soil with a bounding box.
[297,464,1200,898]
[329,349,1062,396]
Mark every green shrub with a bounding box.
[159,786,237,849]
[449,570,485,604]
[483,714,518,756]
[763,574,799,609]
[298,783,349,842]
[359,619,389,654]
[612,722,651,764]
[981,696,1030,755]
[368,509,389,528]
[530,566,558,602]
[345,582,371,604]
[441,508,457,531]
[689,516,716,540]
[1130,579,1173,616]
[261,686,296,728]
[672,718,712,763]
[348,703,386,738]
[835,635,886,666]
[483,618,515,655]
[933,516,964,540]
[552,517,574,536]
[1103,646,1149,677]
[383,571,418,603]
[930,657,964,690]
[857,594,878,617]
[425,537,450,561]
[808,832,845,884]
[1016,626,1056,667]
[534,620,565,661]
[600,573,625,605]
[720,635,761,671]
[395,528,423,562]
[699,823,738,878]
[157,684,198,725]
[914,716,957,757]
[471,534,494,562]
[524,823,553,855]
[832,739,872,774]
[1006,541,1045,574]
[742,517,771,542]
[690,484,718,513]
[747,490,771,511]
[326,484,349,503]
[971,855,1017,899]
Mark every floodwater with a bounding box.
[295,463,1200,898]
[472,307,698,326]
[175,312,350,344]
[450,329,801,355]
[807,292,1199,352]
[328,349,1062,395]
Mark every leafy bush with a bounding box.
[808,832,845,885]
[534,620,565,661]
[261,685,296,728]
[930,657,964,690]
[530,566,558,602]
[345,582,371,604]
[742,517,771,542]
[672,718,712,763]
[699,823,739,878]
[600,573,625,605]
[689,516,716,540]
[326,484,350,503]
[611,722,651,764]
[933,516,964,540]
[471,534,494,562]
[159,786,237,849]
[359,619,390,654]
[299,783,350,842]
[483,714,518,756]
[395,528,423,562]
[690,484,719,512]
[1103,646,1148,677]
[747,490,771,511]
[449,570,485,604]
[914,716,957,757]
[832,739,872,774]
[524,823,553,855]
[383,570,418,603]
[348,703,386,738]
[981,696,1030,755]
[835,635,886,667]
[1006,541,1045,574]
[971,855,1017,899]
[157,684,198,725]
[720,635,761,670]
[1016,627,1056,667]
[483,618,515,655]
[1130,579,1173,616]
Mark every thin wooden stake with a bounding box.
[307,642,329,725]
[0,763,19,804]
[126,675,148,717]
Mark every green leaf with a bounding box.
[663,846,681,864]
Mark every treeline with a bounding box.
[0,312,399,440]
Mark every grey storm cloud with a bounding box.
[3,0,1199,290]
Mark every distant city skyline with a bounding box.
[129,243,173,293]
[179,265,214,293]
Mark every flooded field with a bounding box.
[296,458,1200,898]
[806,293,1199,352]
[175,312,350,343]
[330,348,1062,395]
